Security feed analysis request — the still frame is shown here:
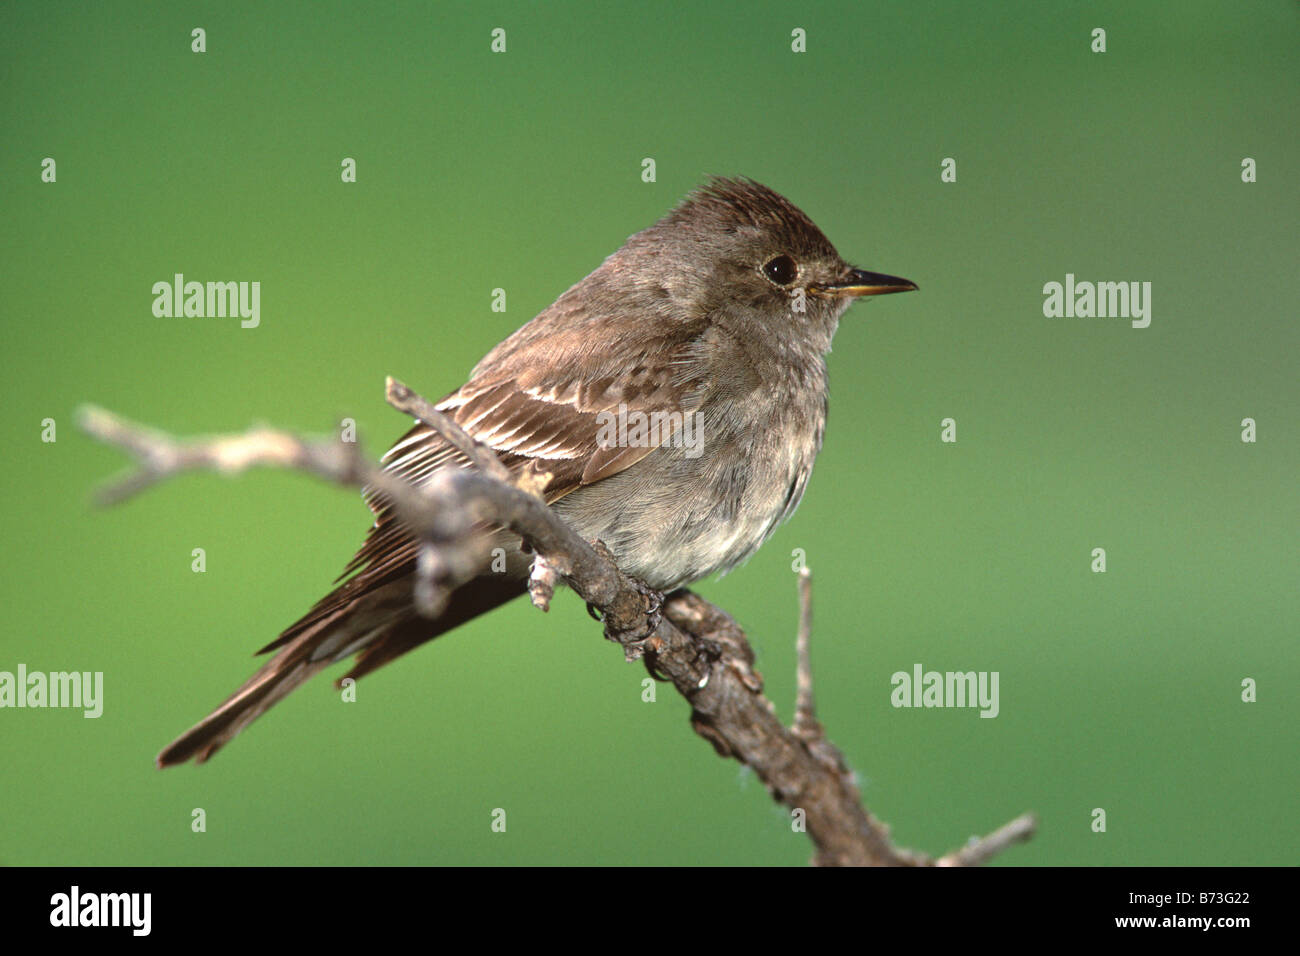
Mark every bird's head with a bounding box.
[617,177,916,349]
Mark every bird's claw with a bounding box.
[608,577,665,663]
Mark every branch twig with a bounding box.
[792,567,820,743]
[937,813,1040,867]
[384,377,514,485]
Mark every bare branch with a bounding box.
[79,386,1037,867]
[937,813,1040,867]
[78,404,486,617]
[792,566,821,743]
[78,405,371,508]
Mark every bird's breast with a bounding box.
[552,385,827,591]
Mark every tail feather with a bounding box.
[155,617,340,766]
[337,573,526,684]
[156,573,526,767]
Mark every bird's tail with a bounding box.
[156,572,526,767]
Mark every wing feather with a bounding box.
[261,324,709,654]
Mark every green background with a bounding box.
[2,1,1295,866]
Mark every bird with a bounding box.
[156,177,916,767]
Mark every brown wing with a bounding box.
[260,327,709,653]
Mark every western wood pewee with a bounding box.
[159,177,916,766]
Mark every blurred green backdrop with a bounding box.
[2,0,1296,866]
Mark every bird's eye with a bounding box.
[762,254,798,286]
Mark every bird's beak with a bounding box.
[816,268,918,298]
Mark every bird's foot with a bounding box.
[606,576,665,662]
[628,576,664,635]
